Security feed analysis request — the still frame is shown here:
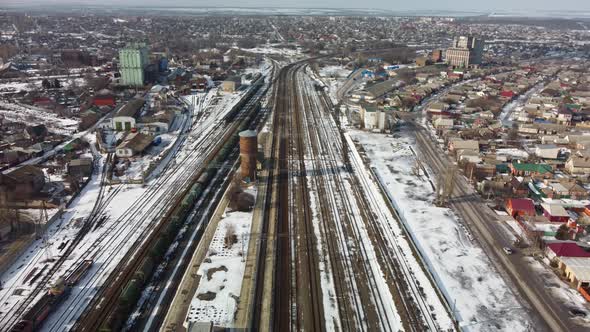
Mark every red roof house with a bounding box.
[546,243,590,260]
[506,198,536,218]
[93,94,115,107]
[501,90,515,98]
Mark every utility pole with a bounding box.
[435,166,456,207]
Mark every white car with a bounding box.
[503,247,514,255]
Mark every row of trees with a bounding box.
[41,78,61,89]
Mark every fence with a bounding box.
[371,168,464,329]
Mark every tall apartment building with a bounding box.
[119,42,149,87]
[445,36,484,69]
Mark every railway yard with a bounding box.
[1,46,588,332]
[0,72,268,331]
[0,56,556,332]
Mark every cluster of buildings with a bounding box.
[444,35,485,69]
[420,59,590,301]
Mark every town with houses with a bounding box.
[0,4,589,332]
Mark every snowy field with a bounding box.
[186,187,256,326]
[0,77,87,93]
[234,45,300,57]
[0,100,79,135]
[318,65,351,79]
[349,127,533,331]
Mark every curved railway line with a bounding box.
[72,80,267,331]
[0,152,116,330]
[1,83,263,331]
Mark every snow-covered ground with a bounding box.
[0,77,86,93]
[0,84,253,331]
[318,65,351,79]
[315,65,353,104]
[349,128,533,331]
[186,186,256,326]
[525,257,590,326]
[0,100,79,135]
[234,45,300,57]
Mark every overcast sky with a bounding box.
[4,0,590,12]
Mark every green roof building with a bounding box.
[119,42,149,87]
[510,163,553,177]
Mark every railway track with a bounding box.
[0,152,115,330]
[73,84,266,331]
[4,92,231,331]
[250,53,454,332]
[131,77,273,331]
[296,69,366,331]
[314,81,439,331]
[297,68,398,331]
[300,66,448,331]
[289,64,325,332]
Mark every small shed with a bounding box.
[68,158,93,178]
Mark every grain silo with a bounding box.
[239,130,257,180]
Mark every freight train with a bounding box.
[98,93,262,332]
[11,260,94,332]
[222,73,264,124]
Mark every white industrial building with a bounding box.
[360,104,388,132]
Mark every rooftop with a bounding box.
[559,257,590,281]
[115,99,145,118]
[511,163,552,174]
[547,242,590,258]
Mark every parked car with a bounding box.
[503,247,514,255]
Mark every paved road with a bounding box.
[336,68,362,101]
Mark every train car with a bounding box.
[133,257,155,284]
[65,260,93,286]
[119,279,141,312]
[16,292,58,332]
[149,237,169,260]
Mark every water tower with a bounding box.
[239,130,257,180]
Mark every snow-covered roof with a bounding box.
[559,257,590,281]
[541,203,569,217]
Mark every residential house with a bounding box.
[535,144,560,160]
[221,76,241,93]
[541,203,570,223]
[558,257,590,289]
[115,133,153,158]
[0,165,45,201]
[434,118,454,130]
[566,156,590,175]
[24,124,48,141]
[510,163,553,178]
[93,89,116,107]
[112,99,145,131]
[546,243,590,260]
[506,198,536,218]
[67,158,93,178]
[427,102,449,114]
[139,110,176,134]
[360,104,387,132]
[448,139,480,155]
